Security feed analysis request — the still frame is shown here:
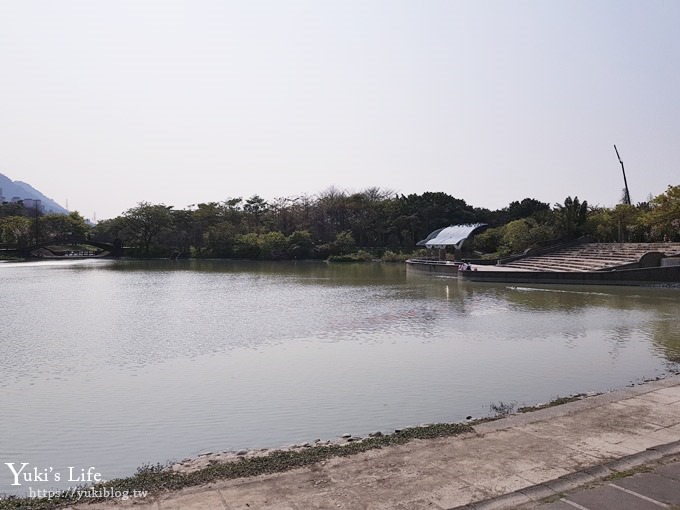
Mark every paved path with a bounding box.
[70,375,680,510]
[523,454,680,510]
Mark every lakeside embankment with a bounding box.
[78,373,680,510]
[4,373,680,509]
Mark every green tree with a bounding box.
[505,198,551,222]
[0,216,32,247]
[185,202,224,255]
[243,195,269,230]
[612,204,644,242]
[206,221,237,257]
[0,202,28,218]
[39,214,72,241]
[397,192,477,243]
[167,209,194,255]
[347,189,392,248]
[554,196,588,239]
[471,226,504,255]
[122,202,174,256]
[233,232,261,258]
[222,197,244,226]
[333,230,356,255]
[92,217,126,243]
[500,218,554,255]
[312,187,351,242]
[642,185,680,241]
[287,230,314,259]
[584,207,617,242]
[258,231,288,259]
[67,212,89,237]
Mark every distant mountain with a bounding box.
[0,172,69,215]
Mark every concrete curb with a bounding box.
[472,373,680,436]
[452,440,680,510]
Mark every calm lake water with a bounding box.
[1,259,679,494]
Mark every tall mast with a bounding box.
[614,145,631,205]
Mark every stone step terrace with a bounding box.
[499,242,680,272]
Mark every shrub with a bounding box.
[327,250,373,262]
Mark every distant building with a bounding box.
[22,198,45,213]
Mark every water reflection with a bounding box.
[0,259,678,495]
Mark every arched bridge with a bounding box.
[20,236,124,258]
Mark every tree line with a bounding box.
[1,185,678,259]
[0,202,89,249]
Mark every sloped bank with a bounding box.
[0,423,473,510]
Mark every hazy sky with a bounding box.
[0,1,678,220]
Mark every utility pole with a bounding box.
[614,145,631,205]
[33,201,40,244]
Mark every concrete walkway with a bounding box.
[71,375,680,510]
[526,453,680,510]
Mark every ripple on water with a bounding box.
[1,260,679,495]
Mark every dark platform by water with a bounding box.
[408,241,680,286]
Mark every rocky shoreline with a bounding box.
[168,385,647,476]
[171,429,410,474]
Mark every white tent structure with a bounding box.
[417,223,487,255]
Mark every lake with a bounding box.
[1,259,679,495]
